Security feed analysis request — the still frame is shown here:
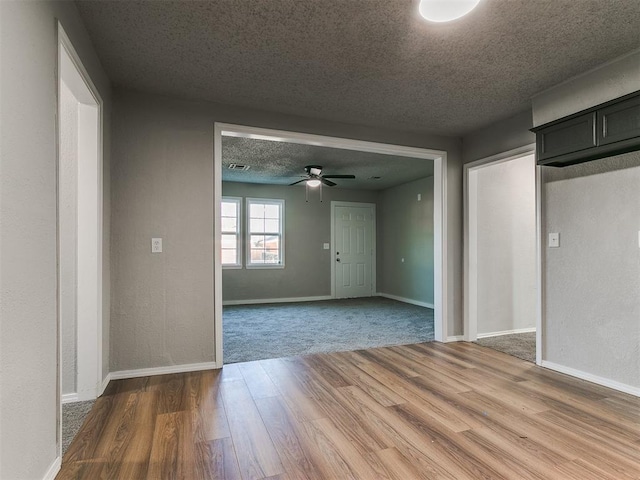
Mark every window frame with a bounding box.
[221,196,242,269]
[246,197,285,269]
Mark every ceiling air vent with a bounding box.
[228,163,251,171]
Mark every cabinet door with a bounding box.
[597,95,640,146]
[537,112,596,161]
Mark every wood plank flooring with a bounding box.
[57,342,640,479]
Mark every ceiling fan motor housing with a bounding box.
[306,165,323,176]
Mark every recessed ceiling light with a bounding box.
[418,0,481,23]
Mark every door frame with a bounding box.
[214,123,449,366]
[57,21,104,455]
[330,201,376,299]
[463,143,543,364]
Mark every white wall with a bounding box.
[542,151,640,390]
[60,81,79,395]
[475,155,536,335]
[0,1,110,478]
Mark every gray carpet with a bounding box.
[62,400,95,456]
[475,332,536,363]
[223,296,434,364]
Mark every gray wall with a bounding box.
[463,53,640,390]
[0,1,111,478]
[110,88,463,373]
[462,109,535,164]
[475,155,536,335]
[532,49,640,127]
[378,177,434,305]
[222,182,379,301]
[60,80,78,395]
[542,151,640,388]
[111,95,217,371]
[532,50,640,389]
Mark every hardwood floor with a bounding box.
[57,342,640,479]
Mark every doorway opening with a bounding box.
[57,23,103,456]
[464,145,540,363]
[214,124,448,366]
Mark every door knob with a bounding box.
[336,258,341,262]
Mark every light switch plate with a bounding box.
[323,243,330,250]
[548,232,560,248]
[152,238,163,253]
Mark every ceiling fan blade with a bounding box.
[289,179,308,186]
[320,178,337,187]
[322,174,356,179]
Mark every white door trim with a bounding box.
[462,144,542,365]
[57,22,104,461]
[214,123,449,365]
[330,201,376,299]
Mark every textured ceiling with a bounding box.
[76,0,640,136]
[222,136,433,190]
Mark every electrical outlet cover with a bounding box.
[152,237,163,253]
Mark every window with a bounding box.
[247,198,284,267]
[221,197,241,267]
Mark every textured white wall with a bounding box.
[60,81,79,395]
[532,49,640,127]
[543,151,640,388]
[475,155,537,335]
[0,1,110,478]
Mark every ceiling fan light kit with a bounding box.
[290,165,356,187]
[290,165,356,202]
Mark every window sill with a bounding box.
[245,264,285,270]
[222,264,243,270]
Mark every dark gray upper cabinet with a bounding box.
[532,91,640,167]
[598,94,640,146]
[536,112,596,162]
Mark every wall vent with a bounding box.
[228,163,251,171]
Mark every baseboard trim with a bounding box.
[541,360,640,397]
[99,373,112,396]
[223,295,333,306]
[477,327,536,339]
[376,292,434,309]
[61,393,78,404]
[42,456,61,480]
[446,335,465,342]
[110,361,219,381]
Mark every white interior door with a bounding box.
[334,205,374,298]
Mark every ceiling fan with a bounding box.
[289,165,356,187]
